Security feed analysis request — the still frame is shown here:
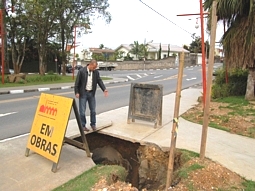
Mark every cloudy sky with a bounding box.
[77,0,224,51]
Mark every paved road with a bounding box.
[0,66,204,140]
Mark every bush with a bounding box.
[27,74,61,83]
[47,70,55,75]
[212,68,248,99]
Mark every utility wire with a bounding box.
[139,0,194,36]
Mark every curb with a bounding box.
[0,79,128,95]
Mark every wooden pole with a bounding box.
[200,0,218,160]
[165,51,185,190]
[199,0,207,107]
[1,10,4,84]
[223,19,228,84]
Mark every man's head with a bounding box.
[88,59,98,71]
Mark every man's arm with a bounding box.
[96,71,106,91]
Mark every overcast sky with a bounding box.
[76,0,224,51]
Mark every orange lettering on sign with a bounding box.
[39,105,57,116]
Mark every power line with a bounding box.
[139,0,194,36]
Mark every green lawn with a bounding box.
[0,74,112,88]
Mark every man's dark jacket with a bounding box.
[74,67,106,96]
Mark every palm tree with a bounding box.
[204,0,255,100]
[129,41,140,60]
[139,44,149,60]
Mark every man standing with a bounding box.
[74,59,108,131]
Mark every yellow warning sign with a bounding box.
[26,93,73,163]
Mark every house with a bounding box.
[81,48,115,61]
[114,43,189,60]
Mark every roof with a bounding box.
[115,44,132,51]
[89,48,115,54]
[147,43,189,53]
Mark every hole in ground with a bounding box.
[75,133,182,190]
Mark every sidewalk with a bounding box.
[0,83,254,191]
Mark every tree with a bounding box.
[56,0,111,75]
[92,53,104,61]
[7,1,31,74]
[114,50,125,60]
[23,0,62,75]
[204,0,255,100]
[189,34,202,53]
[158,43,161,60]
[129,41,140,60]
[183,45,190,52]
[99,44,104,49]
[7,0,111,75]
[124,53,133,61]
[139,43,148,60]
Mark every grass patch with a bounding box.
[208,122,230,132]
[214,96,249,106]
[0,74,112,88]
[177,163,204,179]
[179,149,199,162]
[242,179,255,191]
[248,127,255,137]
[52,165,127,191]
[182,96,255,137]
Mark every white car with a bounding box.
[0,66,14,74]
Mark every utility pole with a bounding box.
[72,26,76,80]
[199,0,207,106]
[200,0,218,160]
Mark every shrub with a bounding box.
[47,70,55,75]
[212,68,248,99]
[27,74,61,83]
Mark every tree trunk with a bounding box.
[39,54,45,75]
[245,68,255,100]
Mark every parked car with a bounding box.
[9,69,14,74]
[0,66,14,74]
[75,65,83,70]
[65,64,73,73]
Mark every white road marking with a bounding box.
[186,77,197,81]
[127,75,135,80]
[0,112,17,117]
[10,90,24,94]
[38,88,50,91]
[154,75,163,79]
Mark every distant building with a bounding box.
[81,48,115,61]
[115,43,189,60]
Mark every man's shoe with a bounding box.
[83,127,89,132]
[91,126,97,131]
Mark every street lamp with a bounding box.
[1,7,16,84]
[195,18,199,29]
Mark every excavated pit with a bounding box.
[75,133,182,190]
